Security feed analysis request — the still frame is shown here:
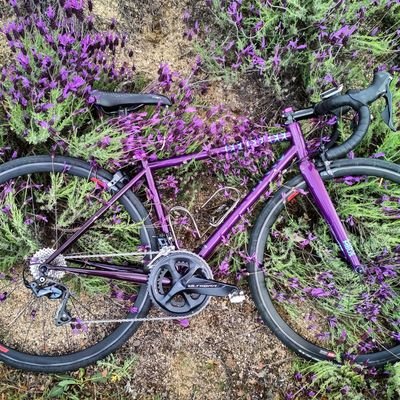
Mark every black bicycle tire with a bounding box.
[248,157,400,367]
[0,155,157,372]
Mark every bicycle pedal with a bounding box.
[229,290,245,304]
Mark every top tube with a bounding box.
[148,131,291,170]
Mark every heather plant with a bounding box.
[386,362,400,399]
[287,360,384,399]
[0,0,133,149]
[188,0,400,99]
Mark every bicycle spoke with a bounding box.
[6,296,37,330]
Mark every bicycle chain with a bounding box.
[75,303,209,325]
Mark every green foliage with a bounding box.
[46,356,137,399]
[0,1,399,398]
[0,188,38,269]
[47,368,107,399]
[197,0,400,105]
[265,175,400,355]
[66,119,124,166]
[1,29,90,145]
[291,360,381,399]
[386,362,400,399]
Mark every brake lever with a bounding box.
[381,81,396,131]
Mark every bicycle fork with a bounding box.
[289,119,363,272]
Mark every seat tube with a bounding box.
[142,160,170,235]
[287,116,362,269]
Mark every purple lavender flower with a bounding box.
[227,1,243,25]
[99,135,111,148]
[62,75,86,98]
[287,39,307,51]
[219,260,230,275]
[58,33,75,47]
[46,5,56,19]
[288,277,300,289]
[158,63,173,91]
[71,317,89,334]
[272,45,281,70]
[304,287,330,298]
[178,319,190,328]
[346,215,355,226]
[391,331,400,341]
[340,386,350,395]
[315,331,330,341]
[294,372,302,381]
[299,232,317,249]
[330,25,357,45]
[1,205,12,218]
[327,315,337,328]
[16,52,30,71]
[284,392,295,400]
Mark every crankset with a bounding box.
[147,250,245,317]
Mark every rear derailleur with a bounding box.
[26,278,72,326]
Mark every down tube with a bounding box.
[198,146,297,259]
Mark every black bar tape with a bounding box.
[314,94,362,116]
[325,106,370,160]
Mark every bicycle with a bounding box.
[0,71,398,372]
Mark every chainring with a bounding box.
[147,250,213,317]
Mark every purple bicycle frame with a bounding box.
[45,107,361,282]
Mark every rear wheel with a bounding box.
[248,158,400,366]
[0,156,157,372]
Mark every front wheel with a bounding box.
[248,158,400,366]
[0,156,157,372]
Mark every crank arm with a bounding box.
[184,276,240,298]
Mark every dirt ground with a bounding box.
[125,298,293,399]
